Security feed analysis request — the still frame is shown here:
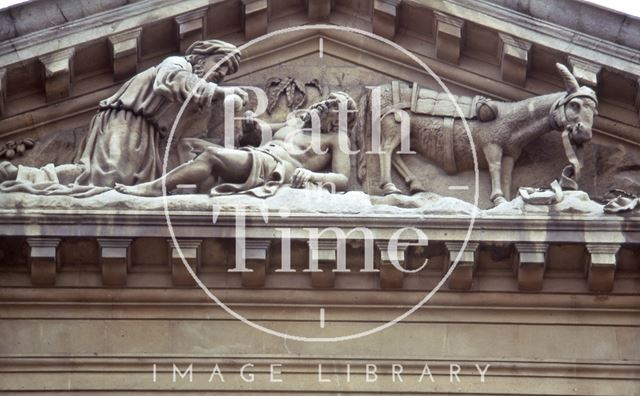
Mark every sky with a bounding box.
[582,0,640,18]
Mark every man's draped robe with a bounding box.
[1,57,221,196]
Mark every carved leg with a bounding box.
[116,147,252,197]
[482,144,506,205]
[501,156,515,201]
[115,159,214,197]
[379,116,402,195]
[392,152,426,194]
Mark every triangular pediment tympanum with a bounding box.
[2,30,639,208]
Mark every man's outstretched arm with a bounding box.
[290,137,350,192]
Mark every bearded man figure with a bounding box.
[73,39,248,187]
[0,40,248,194]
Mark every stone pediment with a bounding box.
[1,4,640,394]
[4,30,638,209]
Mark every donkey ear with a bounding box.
[556,63,579,94]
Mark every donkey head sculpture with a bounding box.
[549,64,598,146]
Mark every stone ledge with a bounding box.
[0,356,637,380]
[1,287,638,309]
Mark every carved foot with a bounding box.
[492,195,508,206]
[381,182,402,195]
[115,181,163,197]
[409,180,427,194]
[0,161,18,182]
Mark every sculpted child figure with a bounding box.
[115,92,357,198]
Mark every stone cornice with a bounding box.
[0,0,215,69]
[1,210,638,243]
[0,0,638,79]
[416,0,640,76]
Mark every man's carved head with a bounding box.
[303,92,357,135]
[185,40,241,83]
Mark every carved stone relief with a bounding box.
[264,76,321,114]
[0,38,637,214]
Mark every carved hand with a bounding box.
[291,168,316,188]
[242,110,259,133]
[216,87,249,107]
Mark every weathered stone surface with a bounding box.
[307,0,331,19]
[0,1,639,395]
[445,241,479,290]
[306,239,337,288]
[26,237,60,286]
[586,243,620,292]
[375,240,407,289]
[434,12,464,64]
[175,8,207,54]
[498,33,532,86]
[240,239,271,287]
[568,56,601,89]
[39,48,75,102]
[169,239,202,286]
[108,28,141,82]
[372,0,401,40]
[0,0,128,41]
[514,243,547,291]
[242,0,267,40]
[98,238,131,286]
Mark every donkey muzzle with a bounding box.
[567,122,592,145]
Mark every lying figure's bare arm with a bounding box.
[244,112,303,137]
[290,134,350,192]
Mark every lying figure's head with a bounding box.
[185,40,241,83]
[303,92,357,135]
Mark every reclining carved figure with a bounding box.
[115,92,357,197]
